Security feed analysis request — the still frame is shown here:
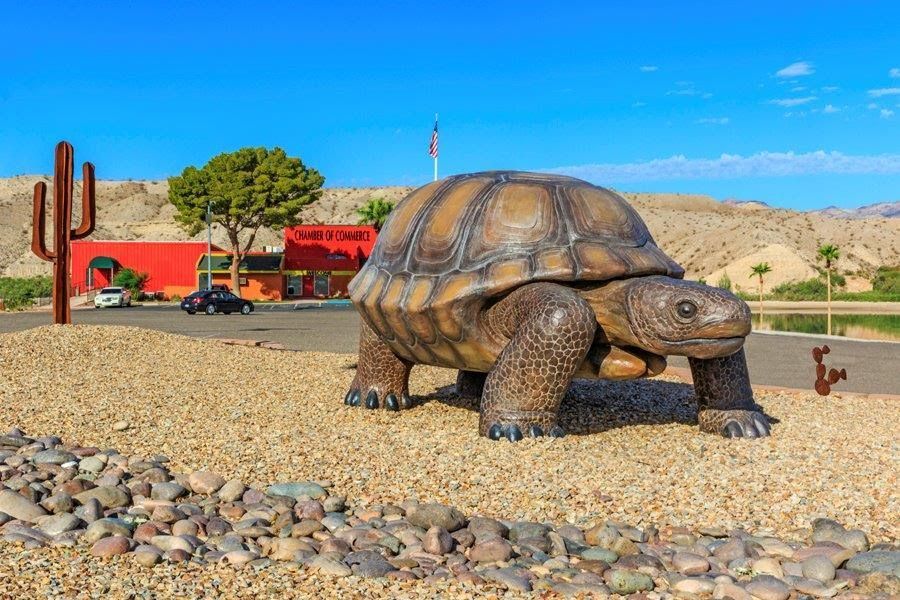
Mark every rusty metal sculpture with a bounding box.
[31,141,96,324]
[345,171,770,441]
[813,344,847,396]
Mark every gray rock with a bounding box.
[469,537,512,563]
[673,551,711,575]
[845,551,900,576]
[31,449,77,465]
[74,486,131,509]
[84,518,134,543]
[837,530,869,553]
[41,492,74,515]
[580,547,618,563]
[675,577,717,595]
[422,526,453,555]
[802,554,836,583]
[0,490,47,522]
[78,457,105,473]
[309,556,351,577]
[38,513,83,536]
[468,516,508,539]
[604,568,654,594]
[320,514,347,532]
[266,482,326,500]
[91,535,131,557]
[150,482,186,501]
[218,479,246,502]
[745,574,790,600]
[188,471,226,495]
[133,544,163,566]
[352,559,394,578]
[482,567,532,592]
[407,503,466,532]
[322,495,345,512]
[509,521,549,542]
[151,534,195,553]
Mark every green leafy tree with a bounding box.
[168,147,324,293]
[356,198,395,231]
[749,262,772,319]
[113,268,149,297]
[818,244,840,335]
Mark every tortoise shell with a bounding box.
[349,171,683,366]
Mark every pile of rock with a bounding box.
[0,428,897,597]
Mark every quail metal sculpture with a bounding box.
[31,141,96,324]
[345,171,770,441]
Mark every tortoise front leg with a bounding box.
[345,319,413,411]
[689,348,771,438]
[479,283,596,441]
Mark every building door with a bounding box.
[314,273,330,297]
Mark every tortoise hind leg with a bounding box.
[479,283,596,441]
[346,319,413,411]
[690,348,771,438]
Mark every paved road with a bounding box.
[1,305,897,395]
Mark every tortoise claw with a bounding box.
[528,425,544,438]
[488,424,503,440]
[485,423,560,442]
[364,391,379,409]
[385,394,399,411]
[506,425,523,442]
[724,422,742,438]
[548,426,565,438]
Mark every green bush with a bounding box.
[0,276,53,310]
[769,278,830,301]
[113,268,149,296]
[872,266,900,294]
[716,273,732,291]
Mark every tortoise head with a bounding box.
[581,276,751,359]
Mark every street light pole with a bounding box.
[206,202,212,290]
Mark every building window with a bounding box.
[239,277,248,286]
[286,275,301,296]
[314,273,329,297]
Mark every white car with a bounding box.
[94,287,132,308]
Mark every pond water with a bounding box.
[752,312,900,342]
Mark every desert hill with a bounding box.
[1,176,897,293]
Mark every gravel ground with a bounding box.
[0,325,897,598]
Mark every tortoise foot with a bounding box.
[344,385,413,412]
[481,412,565,442]
[699,408,771,438]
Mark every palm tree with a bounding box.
[818,244,840,335]
[749,263,772,321]
[356,198,395,231]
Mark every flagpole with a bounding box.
[433,113,438,181]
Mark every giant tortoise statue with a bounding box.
[345,171,770,441]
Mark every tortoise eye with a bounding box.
[676,300,698,320]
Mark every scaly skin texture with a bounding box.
[344,319,413,411]
[477,283,596,440]
[690,348,771,438]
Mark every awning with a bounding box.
[195,253,283,273]
[88,256,118,269]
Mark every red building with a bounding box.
[282,225,377,298]
[71,240,222,299]
[69,225,378,301]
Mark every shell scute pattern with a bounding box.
[350,171,683,349]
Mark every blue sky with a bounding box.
[1,1,899,210]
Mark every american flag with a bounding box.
[428,119,438,158]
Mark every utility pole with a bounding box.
[206,201,212,290]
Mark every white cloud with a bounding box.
[791,86,807,92]
[776,61,814,77]
[867,102,879,110]
[890,68,900,78]
[881,108,895,119]
[768,96,817,107]
[639,65,658,72]
[822,104,840,114]
[548,150,900,183]
[821,86,839,92]
[868,87,900,97]
[695,117,730,125]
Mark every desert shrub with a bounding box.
[872,266,900,294]
[113,268,149,296]
[0,276,53,310]
[716,273,732,291]
[769,278,829,300]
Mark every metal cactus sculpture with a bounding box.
[31,141,96,324]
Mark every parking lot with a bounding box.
[0,304,896,395]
